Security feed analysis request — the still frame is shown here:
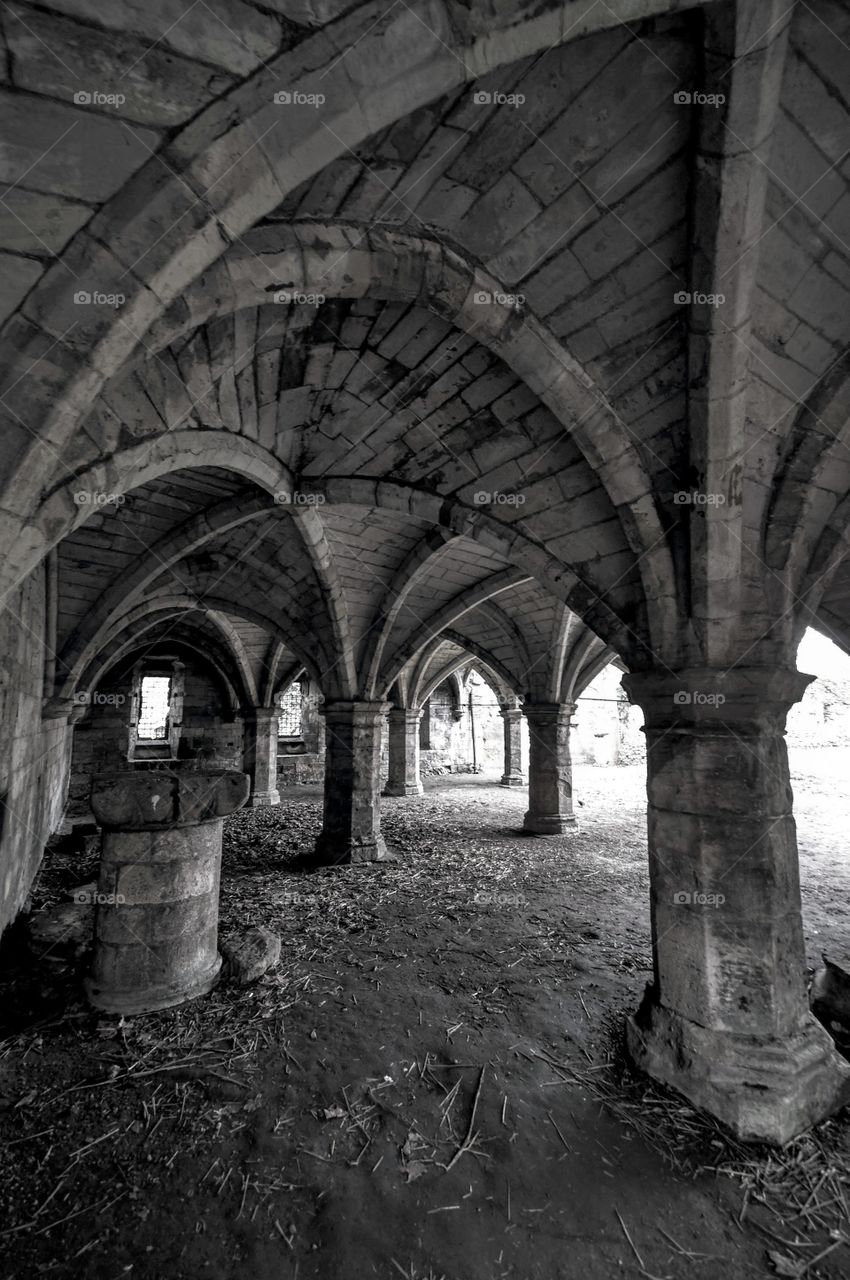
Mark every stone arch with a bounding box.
[73,607,251,721]
[5,221,678,658]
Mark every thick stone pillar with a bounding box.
[623,667,850,1143]
[383,707,423,796]
[315,701,392,864]
[523,702,577,834]
[246,707,281,806]
[499,704,525,787]
[85,768,250,1014]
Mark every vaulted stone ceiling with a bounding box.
[1,0,849,689]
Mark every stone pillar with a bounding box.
[523,702,577,834]
[623,667,850,1143]
[383,707,423,796]
[85,768,250,1014]
[499,704,525,787]
[315,701,392,864]
[246,707,281,806]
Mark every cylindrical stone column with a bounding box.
[523,702,577,834]
[499,704,525,787]
[315,701,392,864]
[85,769,250,1014]
[623,667,850,1143]
[246,707,281,806]
[383,707,423,796]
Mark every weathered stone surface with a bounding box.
[383,708,423,796]
[315,702,393,864]
[623,667,850,1142]
[91,769,250,829]
[221,927,282,984]
[84,789,245,1014]
[523,703,577,834]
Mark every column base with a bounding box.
[382,781,424,797]
[500,774,525,788]
[251,790,281,807]
[523,812,578,835]
[626,990,850,1145]
[313,832,395,866]
[85,953,222,1016]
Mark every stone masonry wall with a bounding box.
[0,567,71,935]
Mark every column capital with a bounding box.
[623,667,812,730]
[321,700,392,723]
[522,700,577,723]
[43,695,89,723]
[249,705,280,725]
[387,705,422,724]
[91,768,250,829]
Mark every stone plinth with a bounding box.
[623,667,850,1143]
[85,769,249,1015]
[315,701,392,864]
[499,705,525,787]
[383,707,423,796]
[523,702,577,834]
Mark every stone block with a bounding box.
[221,927,282,984]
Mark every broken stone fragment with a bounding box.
[220,927,281,985]
[811,954,850,1028]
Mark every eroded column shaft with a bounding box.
[315,701,391,864]
[383,708,423,796]
[523,702,577,834]
[85,769,249,1014]
[499,706,525,787]
[246,707,281,806]
[624,667,850,1143]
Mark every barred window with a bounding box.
[277,683,302,736]
[137,675,171,740]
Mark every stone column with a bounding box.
[499,704,525,787]
[523,702,577,834]
[246,707,281,806]
[315,701,392,864]
[623,667,850,1143]
[85,768,250,1014]
[383,707,423,796]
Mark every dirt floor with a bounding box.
[1,748,849,1279]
